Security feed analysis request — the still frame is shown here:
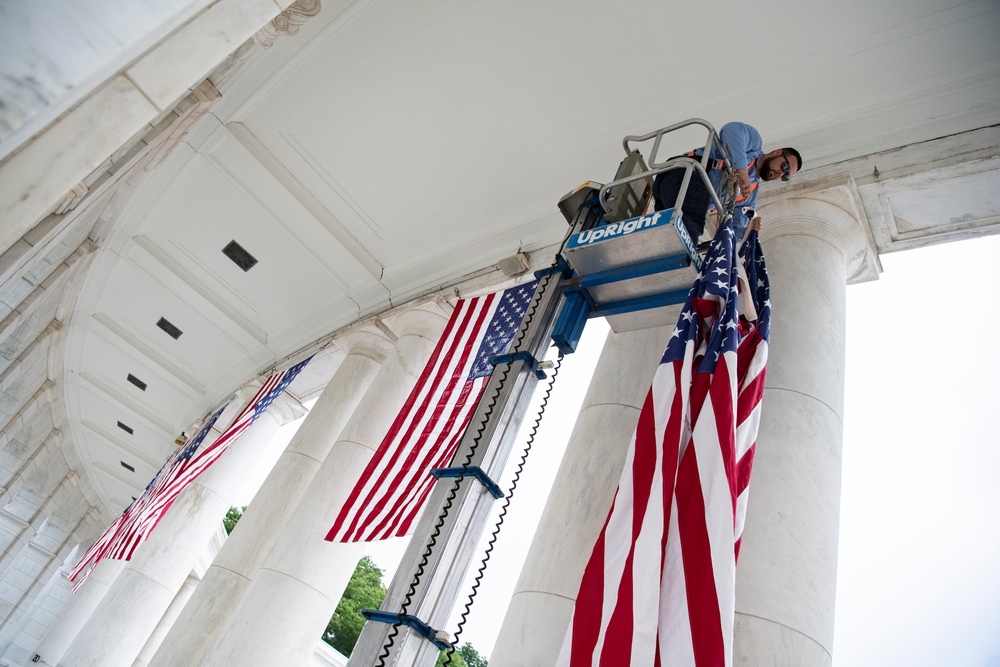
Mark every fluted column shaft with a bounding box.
[207,304,449,667]
[148,327,395,667]
[32,558,124,667]
[733,183,876,666]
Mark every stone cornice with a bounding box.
[758,173,881,285]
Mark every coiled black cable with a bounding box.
[374,266,559,667]
[441,352,564,667]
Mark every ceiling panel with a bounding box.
[76,330,198,431]
[58,0,1000,513]
[76,390,176,465]
[91,260,252,386]
[132,156,337,313]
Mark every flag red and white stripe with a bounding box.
[68,358,310,589]
[327,282,537,543]
[558,223,770,666]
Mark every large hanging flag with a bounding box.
[558,221,770,666]
[327,281,538,543]
[67,407,226,591]
[68,357,311,589]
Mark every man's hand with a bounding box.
[750,216,762,232]
[736,168,752,196]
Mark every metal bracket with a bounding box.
[488,351,547,379]
[360,610,454,651]
[551,290,590,355]
[430,466,504,499]
[534,255,573,281]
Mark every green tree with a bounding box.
[436,642,488,667]
[458,643,488,667]
[321,559,488,664]
[436,649,466,667]
[323,556,387,656]
[223,505,246,535]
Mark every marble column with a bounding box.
[206,304,449,667]
[59,390,306,667]
[33,558,125,667]
[491,324,671,667]
[131,574,199,667]
[147,326,396,667]
[733,180,876,666]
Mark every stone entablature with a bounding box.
[760,126,1000,256]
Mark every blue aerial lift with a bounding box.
[349,119,741,667]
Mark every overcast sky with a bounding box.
[834,234,1000,667]
[345,233,1000,665]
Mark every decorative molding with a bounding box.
[224,121,384,279]
[78,81,222,249]
[142,80,221,173]
[93,460,153,488]
[758,173,880,285]
[760,125,1000,257]
[253,0,322,48]
[53,183,90,216]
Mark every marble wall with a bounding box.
[0,0,206,152]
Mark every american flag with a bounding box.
[68,357,310,589]
[327,282,538,543]
[558,221,770,666]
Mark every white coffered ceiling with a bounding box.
[59,0,1000,513]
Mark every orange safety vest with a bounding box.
[686,151,759,203]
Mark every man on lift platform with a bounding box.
[652,121,803,244]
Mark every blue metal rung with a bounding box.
[361,610,453,651]
[430,466,504,499]
[489,351,547,379]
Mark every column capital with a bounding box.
[336,324,398,364]
[382,301,450,341]
[264,392,308,426]
[758,173,881,284]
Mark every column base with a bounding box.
[734,613,832,667]
[491,591,574,667]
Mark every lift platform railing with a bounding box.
[599,118,736,233]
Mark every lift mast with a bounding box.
[349,119,737,667]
